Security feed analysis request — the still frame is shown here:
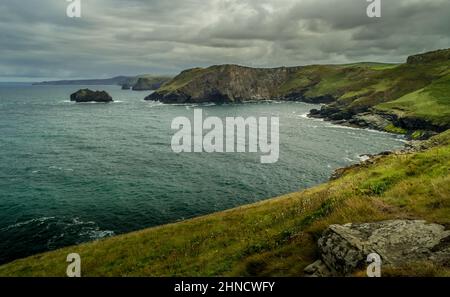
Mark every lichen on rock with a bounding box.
[305,220,450,276]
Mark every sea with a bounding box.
[0,84,406,264]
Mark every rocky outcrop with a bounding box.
[407,49,450,65]
[309,106,448,138]
[347,112,392,131]
[146,65,303,103]
[330,151,394,180]
[132,77,168,91]
[304,220,450,276]
[70,89,113,103]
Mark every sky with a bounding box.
[0,0,449,82]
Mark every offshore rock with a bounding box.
[70,89,113,103]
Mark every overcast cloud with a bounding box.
[1,0,449,81]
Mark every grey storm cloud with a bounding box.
[0,0,449,81]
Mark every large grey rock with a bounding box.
[305,220,450,276]
[349,112,392,130]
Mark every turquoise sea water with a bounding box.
[0,84,406,264]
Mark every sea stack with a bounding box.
[70,89,113,103]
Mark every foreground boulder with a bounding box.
[70,89,113,103]
[304,220,450,276]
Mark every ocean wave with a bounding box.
[241,100,285,104]
[323,124,408,142]
[298,113,325,122]
[49,165,74,171]
[1,216,115,246]
[76,102,111,104]
[0,216,56,232]
[78,229,115,240]
[358,155,371,162]
[299,113,309,119]
[145,101,166,108]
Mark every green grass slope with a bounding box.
[318,54,450,115]
[1,130,449,277]
[376,74,450,127]
[157,67,211,92]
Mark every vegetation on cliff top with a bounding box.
[1,130,449,277]
[376,74,450,127]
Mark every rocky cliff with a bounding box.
[146,49,449,136]
[146,65,303,103]
[407,48,450,65]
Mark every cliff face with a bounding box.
[406,48,450,65]
[146,65,303,103]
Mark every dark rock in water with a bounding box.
[309,109,321,116]
[304,220,450,276]
[70,89,113,103]
[121,84,132,90]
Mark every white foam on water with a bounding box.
[145,101,166,108]
[49,165,74,171]
[2,216,116,246]
[1,217,56,232]
[358,155,371,162]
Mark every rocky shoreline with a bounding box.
[308,107,444,140]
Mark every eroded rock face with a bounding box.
[70,89,113,103]
[305,220,450,276]
[146,65,304,104]
[407,49,450,65]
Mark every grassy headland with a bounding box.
[149,49,450,137]
[1,130,449,277]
